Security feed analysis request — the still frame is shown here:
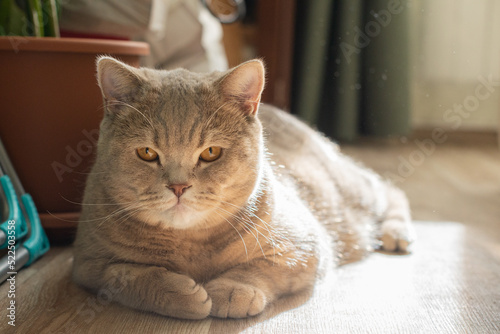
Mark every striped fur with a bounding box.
[72,57,415,319]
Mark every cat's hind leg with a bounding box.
[379,185,416,253]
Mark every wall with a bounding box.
[411,0,500,131]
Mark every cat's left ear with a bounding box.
[220,59,265,116]
[96,56,145,103]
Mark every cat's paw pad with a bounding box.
[380,219,415,253]
[205,278,266,318]
[157,276,212,319]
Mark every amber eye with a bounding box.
[137,147,158,161]
[199,146,222,162]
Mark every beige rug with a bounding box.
[1,221,498,333]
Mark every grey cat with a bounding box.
[72,57,415,319]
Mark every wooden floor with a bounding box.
[1,132,499,333]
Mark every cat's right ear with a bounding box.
[96,56,144,104]
[219,59,266,116]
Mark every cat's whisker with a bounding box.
[70,171,113,176]
[210,205,269,259]
[139,214,149,235]
[107,100,156,132]
[204,102,230,128]
[94,202,147,229]
[96,208,140,231]
[114,203,152,227]
[59,194,137,207]
[214,205,267,239]
[113,206,146,229]
[96,197,170,230]
[196,193,276,243]
[45,201,140,224]
[209,195,280,242]
[212,210,249,261]
[236,218,267,258]
[210,197,281,260]
[45,211,84,224]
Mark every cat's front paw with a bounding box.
[155,274,212,319]
[205,278,266,318]
[380,219,416,253]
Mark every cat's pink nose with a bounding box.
[167,184,191,198]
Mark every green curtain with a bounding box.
[292,0,411,141]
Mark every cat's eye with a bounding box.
[137,147,159,161]
[199,146,222,162]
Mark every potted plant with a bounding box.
[0,0,150,242]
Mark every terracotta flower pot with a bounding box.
[0,37,149,242]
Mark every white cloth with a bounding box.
[60,0,228,72]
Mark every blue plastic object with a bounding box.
[0,175,28,248]
[0,136,50,282]
[20,194,49,266]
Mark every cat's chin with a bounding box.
[151,202,208,230]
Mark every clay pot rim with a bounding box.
[0,36,150,55]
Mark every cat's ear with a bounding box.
[96,56,144,103]
[220,59,265,116]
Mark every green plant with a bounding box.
[0,0,60,37]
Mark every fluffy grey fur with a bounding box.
[72,57,415,320]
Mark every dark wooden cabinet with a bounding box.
[222,0,296,111]
[256,0,296,111]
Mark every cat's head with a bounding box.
[93,56,266,230]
